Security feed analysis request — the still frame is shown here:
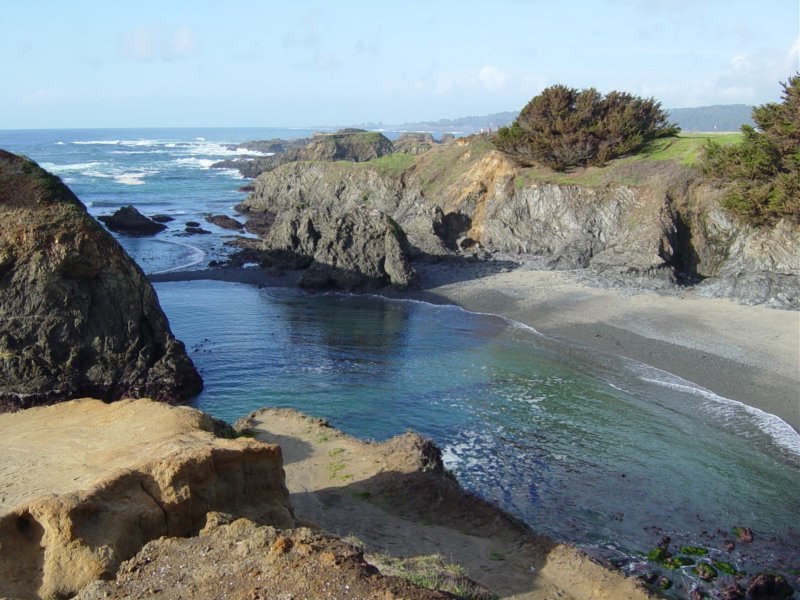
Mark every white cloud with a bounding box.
[477,65,510,91]
[120,26,197,62]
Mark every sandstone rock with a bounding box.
[263,207,416,290]
[0,398,294,600]
[0,150,202,408]
[97,205,166,235]
[75,518,451,600]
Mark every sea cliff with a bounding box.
[236,135,799,307]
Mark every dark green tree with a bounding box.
[494,85,679,170]
[701,75,800,225]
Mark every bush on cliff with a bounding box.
[701,74,800,225]
[494,84,679,170]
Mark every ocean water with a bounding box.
[2,129,798,598]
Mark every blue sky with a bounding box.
[1,0,798,128]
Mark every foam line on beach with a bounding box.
[149,241,206,274]
[629,361,800,458]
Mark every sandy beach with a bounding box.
[152,259,800,432]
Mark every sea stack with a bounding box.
[0,149,202,409]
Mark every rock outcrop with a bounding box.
[0,150,202,408]
[263,207,416,290]
[0,398,294,600]
[393,132,437,155]
[75,517,453,600]
[97,204,166,235]
[205,214,244,230]
[238,137,800,307]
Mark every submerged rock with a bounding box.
[0,150,202,408]
[97,204,166,235]
[205,214,244,230]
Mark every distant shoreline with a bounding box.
[150,261,800,433]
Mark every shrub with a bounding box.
[495,84,679,170]
[700,74,800,225]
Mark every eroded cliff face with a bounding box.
[239,138,799,306]
[0,150,203,408]
[0,398,294,600]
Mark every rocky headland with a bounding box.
[212,129,397,179]
[0,150,202,409]
[230,134,798,307]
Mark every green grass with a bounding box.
[361,152,417,176]
[632,133,742,166]
[366,554,498,600]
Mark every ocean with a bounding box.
[1,128,798,598]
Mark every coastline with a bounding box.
[151,260,800,433]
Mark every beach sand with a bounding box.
[152,259,800,432]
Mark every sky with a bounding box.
[1,0,798,129]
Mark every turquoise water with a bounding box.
[3,128,798,598]
[154,281,800,595]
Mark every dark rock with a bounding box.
[97,205,166,235]
[263,208,416,290]
[205,214,244,230]
[721,583,746,600]
[440,133,456,144]
[184,226,211,235]
[746,573,794,599]
[0,150,202,409]
[724,539,736,552]
[185,220,201,227]
[150,214,175,223]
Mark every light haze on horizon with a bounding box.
[1,0,798,129]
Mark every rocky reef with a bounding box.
[0,150,202,409]
[0,399,293,600]
[236,136,799,307]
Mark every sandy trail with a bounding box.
[239,407,650,600]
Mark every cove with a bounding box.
[154,279,800,580]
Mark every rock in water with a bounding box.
[0,150,202,409]
[97,204,167,235]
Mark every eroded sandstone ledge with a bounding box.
[0,399,293,600]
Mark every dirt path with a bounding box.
[239,408,651,600]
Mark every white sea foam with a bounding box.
[629,362,800,458]
[40,161,105,173]
[149,241,206,274]
[71,139,160,147]
[174,157,216,169]
[113,173,148,185]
